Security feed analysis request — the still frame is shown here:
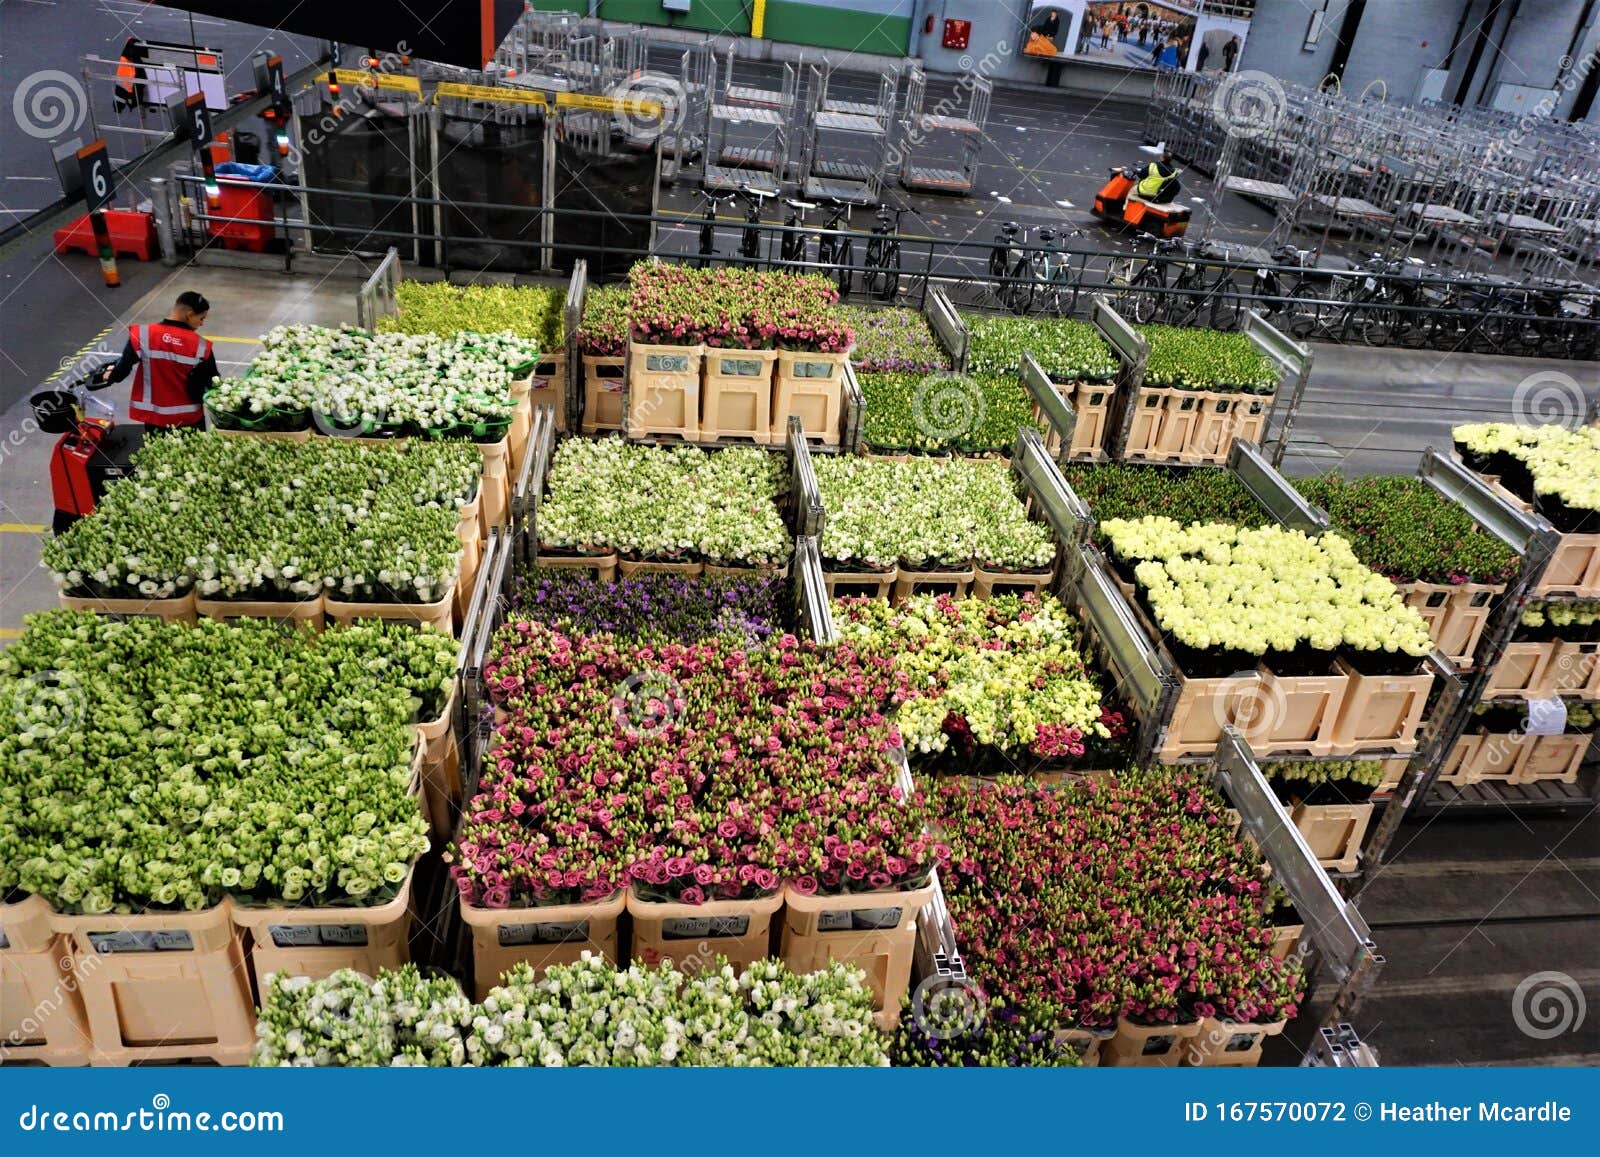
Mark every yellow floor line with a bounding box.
[207,335,261,344]
[0,523,47,533]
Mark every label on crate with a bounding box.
[498,920,588,947]
[268,924,371,948]
[791,361,836,379]
[88,930,195,953]
[644,354,690,373]
[661,916,749,941]
[718,358,762,377]
[816,907,904,932]
[1525,698,1568,736]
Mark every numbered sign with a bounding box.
[185,92,212,147]
[267,54,287,103]
[76,139,114,211]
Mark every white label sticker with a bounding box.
[151,929,194,951]
[268,925,322,948]
[661,916,750,940]
[1525,698,1568,736]
[90,931,160,954]
[816,910,854,932]
[317,924,370,946]
[498,920,588,947]
[816,907,904,932]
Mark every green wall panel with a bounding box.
[599,1,752,36]
[762,2,909,56]
[523,0,587,13]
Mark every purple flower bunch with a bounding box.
[840,306,950,374]
[512,569,782,644]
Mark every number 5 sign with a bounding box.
[76,139,114,211]
[185,91,213,147]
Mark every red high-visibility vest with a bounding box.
[128,323,209,426]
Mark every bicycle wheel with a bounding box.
[836,238,854,298]
[1284,280,1324,339]
[988,246,1008,280]
[1343,301,1394,348]
[879,241,902,300]
[1002,256,1035,315]
[1128,266,1163,324]
[1208,275,1240,331]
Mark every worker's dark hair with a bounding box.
[175,291,210,314]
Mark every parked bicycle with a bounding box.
[862,207,906,301]
[778,198,817,268]
[695,188,738,268]
[814,199,855,297]
[737,185,775,265]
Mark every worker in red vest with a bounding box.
[104,291,219,428]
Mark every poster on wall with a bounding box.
[1021,1,1250,73]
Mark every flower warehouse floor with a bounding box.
[0,259,1596,1067]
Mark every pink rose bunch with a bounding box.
[625,263,854,353]
[449,618,946,908]
[938,772,1305,1030]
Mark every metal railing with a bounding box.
[168,171,1600,363]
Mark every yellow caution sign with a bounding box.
[554,91,663,117]
[331,69,422,95]
[435,81,547,106]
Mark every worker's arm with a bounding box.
[186,348,220,402]
[104,336,139,383]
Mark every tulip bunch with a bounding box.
[1,612,449,913]
[537,438,789,566]
[963,314,1118,381]
[840,306,949,373]
[207,324,530,436]
[377,281,565,350]
[1139,325,1279,394]
[814,456,1056,571]
[1296,474,1519,586]
[1100,517,1434,661]
[256,955,887,1066]
[937,773,1306,1029]
[42,432,475,603]
[451,621,946,907]
[574,285,630,357]
[835,593,1113,762]
[626,263,854,353]
[512,568,782,645]
[1454,423,1599,529]
[858,371,1038,455]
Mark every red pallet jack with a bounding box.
[1092,142,1191,239]
[31,362,143,535]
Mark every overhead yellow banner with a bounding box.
[331,69,422,95]
[554,91,664,117]
[435,81,547,106]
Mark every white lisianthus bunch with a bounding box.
[42,432,476,603]
[1455,422,1600,514]
[539,439,789,565]
[814,457,1054,570]
[463,955,887,1067]
[1,613,451,913]
[210,324,531,432]
[1102,516,1433,657]
[253,966,475,1067]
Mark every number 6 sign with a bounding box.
[76,139,114,211]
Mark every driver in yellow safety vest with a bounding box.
[1135,149,1180,203]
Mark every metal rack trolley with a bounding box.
[897,64,989,196]
[702,52,798,196]
[800,63,897,206]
